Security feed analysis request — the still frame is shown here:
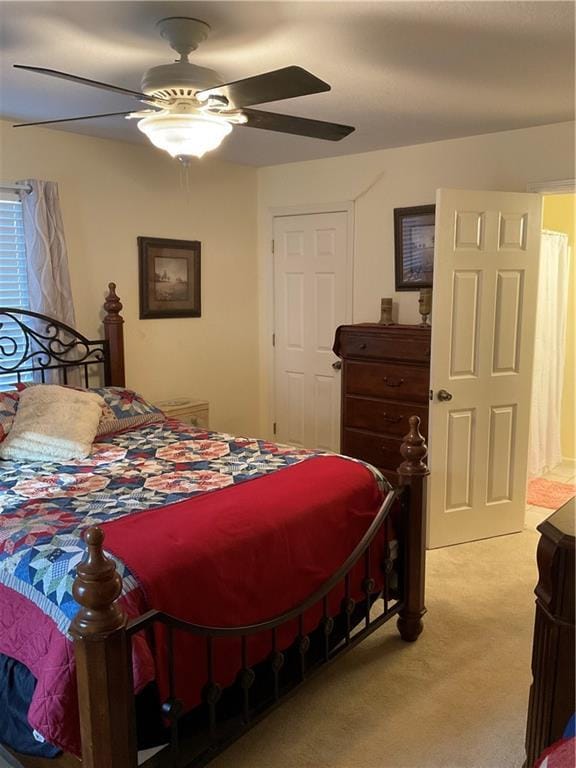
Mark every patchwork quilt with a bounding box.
[0,417,384,754]
[0,419,335,631]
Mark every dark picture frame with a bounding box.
[138,237,201,319]
[393,205,435,291]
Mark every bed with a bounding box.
[0,284,428,768]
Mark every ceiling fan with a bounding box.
[13,16,355,162]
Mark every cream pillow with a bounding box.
[0,384,105,462]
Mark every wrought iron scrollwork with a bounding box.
[0,308,106,377]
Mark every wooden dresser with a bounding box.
[524,498,575,767]
[333,324,431,481]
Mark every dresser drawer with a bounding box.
[338,331,430,363]
[345,361,429,403]
[342,428,403,472]
[344,396,428,438]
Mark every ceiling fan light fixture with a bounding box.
[136,111,232,159]
[13,18,355,151]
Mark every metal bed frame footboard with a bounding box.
[71,418,428,768]
[126,485,402,768]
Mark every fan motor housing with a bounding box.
[141,61,222,100]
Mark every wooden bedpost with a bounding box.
[103,282,125,387]
[396,416,429,642]
[70,527,137,768]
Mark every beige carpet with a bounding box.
[213,527,540,768]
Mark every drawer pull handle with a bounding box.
[383,377,404,387]
[382,413,403,423]
[358,343,367,350]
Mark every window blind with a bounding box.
[0,194,30,388]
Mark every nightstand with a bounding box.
[155,398,210,429]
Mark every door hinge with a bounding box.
[272,239,275,254]
[273,422,277,435]
[272,332,276,347]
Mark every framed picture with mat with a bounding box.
[138,236,201,319]
[393,205,435,291]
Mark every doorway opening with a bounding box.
[526,192,576,530]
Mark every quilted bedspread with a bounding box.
[0,418,384,755]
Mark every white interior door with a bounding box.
[273,210,351,451]
[428,188,542,548]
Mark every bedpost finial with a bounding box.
[70,525,125,637]
[103,282,125,387]
[397,415,429,477]
[104,283,123,320]
[85,525,104,548]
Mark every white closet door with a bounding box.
[273,211,350,451]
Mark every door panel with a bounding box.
[315,273,336,350]
[286,371,305,445]
[273,210,350,450]
[450,270,481,378]
[427,189,541,548]
[486,404,516,503]
[445,409,475,511]
[314,374,337,448]
[285,273,304,348]
[492,270,523,373]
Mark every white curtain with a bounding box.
[18,179,78,384]
[528,230,570,476]
[18,179,76,326]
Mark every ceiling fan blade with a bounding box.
[196,66,330,109]
[13,111,135,128]
[13,65,161,102]
[239,108,355,141]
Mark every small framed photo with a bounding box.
[138,237,201,319]
[393,205,435,291]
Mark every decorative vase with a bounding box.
[380,298,393,325]
[418,288,432,326]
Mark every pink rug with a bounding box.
[527,477,576,509]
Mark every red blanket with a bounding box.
[102,456,385,712]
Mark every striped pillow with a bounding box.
[94,387,164,436]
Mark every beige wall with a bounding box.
[257,121,576,435]
[3,118,574,442]
[0,120,259,436]
[543,194,576,460]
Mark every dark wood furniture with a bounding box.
[0,290,429,768]
[334,323,431,482]
[524,497,575,767]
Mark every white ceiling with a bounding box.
[1,1,574,166]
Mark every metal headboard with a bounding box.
[0,308,110,388]
[0,283,126,390]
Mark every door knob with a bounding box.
[332,360,342,370]
[437,389,453,402]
